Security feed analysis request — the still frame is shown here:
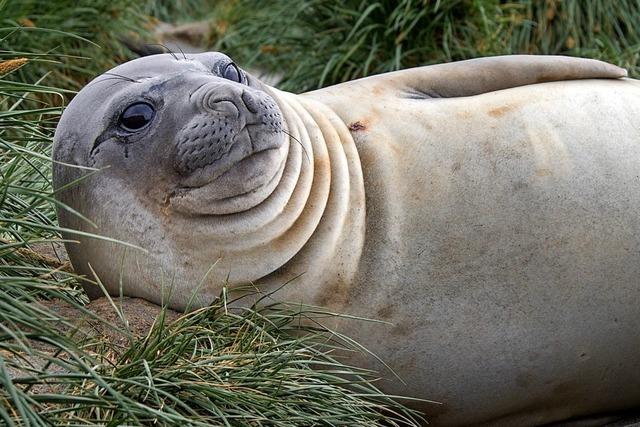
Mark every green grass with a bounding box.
[3,294,424,426]
[143,0,217,24]
[216,0,640,92]
[0,0,154,90]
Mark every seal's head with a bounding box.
[53,53,302,306]
[54,51,360,309]
[55,52,287,217]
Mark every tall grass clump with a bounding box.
[0,0,153,90]
[143,0,217,23]
[217,0,640,92]
[53,297,424,426]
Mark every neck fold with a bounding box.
[200,87,365,303]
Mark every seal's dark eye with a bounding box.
[222,62,242,83]
[119,102,154,131]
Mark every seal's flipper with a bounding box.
[306,55,627,99]
[397,55,626,98]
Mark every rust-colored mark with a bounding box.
[457,110,472,120]
[535,168,552,177]
[388,142,402,156]
[392,322,411,336]
[488,105,513,118]
[316,278,350,308]
[376,305,394,320]
[348,121,367,132]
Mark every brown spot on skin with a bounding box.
[348,121,367,132]
[391,322,411,336]
[376,305,394,319]
[388,142,402,156]
[535,168,552,177]
[315,278,350,309]
[488,105,515,118]
[314,154,329,171]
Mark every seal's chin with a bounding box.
[168,145,287,215]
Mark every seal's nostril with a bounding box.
[242,91,259,114]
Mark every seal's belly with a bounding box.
[344,79,640,425]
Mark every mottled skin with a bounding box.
[53,53,640,426]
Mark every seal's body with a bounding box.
[53,53,640,425]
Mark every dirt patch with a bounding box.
[41,297,181,346]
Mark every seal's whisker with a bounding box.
[145,43,179,61]
[102,72,137,82]
[101,73,139,83]
[175,44,188,60]
[90,77,138,88]
[280,129,310,164]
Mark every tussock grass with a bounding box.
[0,0,152,90]
[144,0,217,24]
[216,0,640,92]
[3,295,424,426]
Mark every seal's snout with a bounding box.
[197,83,242,120]
[242,91,259,114]
[174,110,238,177]
[170,76,287,202]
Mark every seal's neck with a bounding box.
[166,86,365,308]
[256,88,366,305]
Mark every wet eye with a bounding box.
[222,62,242,83]
[119,102,155,131]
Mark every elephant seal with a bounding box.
[53,53,640,426]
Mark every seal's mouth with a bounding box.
[168,141,287,216]
[168,82,287,215]
[176,122,283,188]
